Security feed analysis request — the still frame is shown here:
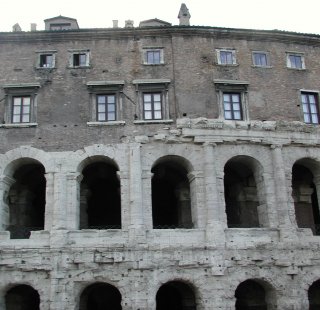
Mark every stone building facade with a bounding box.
[0,7,320,310]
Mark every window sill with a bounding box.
[142,63,165,66]
[68,66,91,69]
[286,67,306,71]
[134,119,174,125]
[216,63,238,67]
[36,67,55,70]
[87,121,126,127]
[0,123,38,128]
[251,65,273,69]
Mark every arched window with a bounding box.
[79,282,122,310]
[6,284,40,310]
[156,281,197,310]
[292,159,320,235]
[235,280,267,310]
[152,156,193,229]
[309,279,320,309]
[7,160,46,239]
[224,156,267,228]
[80,159,121,229]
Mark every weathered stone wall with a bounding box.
[0,25,319,309]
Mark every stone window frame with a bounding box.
[286,51,306,70]
[86,81,125,127]
[299,89,320,125]
[2,83,40,127]
[35,50,57,69]
[214,79,250,121]
[252,51,271,68]
[142,47,164,65]
[216,48,237,66]
[68,49,90,68]
[133,79,173,124]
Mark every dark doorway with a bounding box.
[80,161,121,229]
[8,162,46,239]
[152,159,192,229]
[235,280,267,310]
[156,281,196,310]
[224,158,260,228]
[292,163,320,235]
[79,282,122,310]
[6,284,40,310]
[309,279,320,309]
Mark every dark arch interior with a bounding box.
[152,160,192,229]
[292,163,320,235]
[80,161,121,229]
[156,281,196,310]
[79,282,122,310]
[224,160,259,228]
[235,280,267,310]
[8,163,46,239]
[309,279,320,309]
[5,284,40,310]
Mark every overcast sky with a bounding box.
[1,0,320,34]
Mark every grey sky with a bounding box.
[1,0,320,34]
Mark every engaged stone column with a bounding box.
[44,172,54,231]
[66,172,82,230]
[142,170,153,230]
[46,172,67,230]
[0,175,15,230]
[203,143,226,245]
[271,145,296,239]
[128,143,146,243]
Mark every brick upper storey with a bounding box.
[0,24,319,152]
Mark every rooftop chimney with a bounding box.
[30,23,37,31]
[178,3,191,26]
[12,23,22,32]
[125,20,134,28]
[113,20,119,28]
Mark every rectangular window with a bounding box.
[143,93,162,120]
[252,52,268,67]
[146,50,161,64]
[301,92,319,124]
[12,96,31,123]
[287,53,305,69]
[39,54,53,68]
[73,53,87,67]
[220,51,233,65]
[96,94,117,122]
[223,93,242,120]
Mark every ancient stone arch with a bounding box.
[79,155,121,229]
[79,282,122,310]
[224,155,268,228]
[151,155,194,229]
[155,280,197,310]
[291,157,320,235]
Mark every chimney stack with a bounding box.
[30,23,37,31]
[12,23,22,32]
[125,20,134,28]
[178,3,191,26]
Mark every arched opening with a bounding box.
[235,280,267,310]
[5,284,40,310]
[79,282,122,310]
[292,159,320,235]
[152,157,193,229]
[309,279,320,309]
[156,281,197,310]
[7,160,46,239]
[224,156,266,228]
[80,160,121,229]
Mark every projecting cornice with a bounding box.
[0,26,320,45]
